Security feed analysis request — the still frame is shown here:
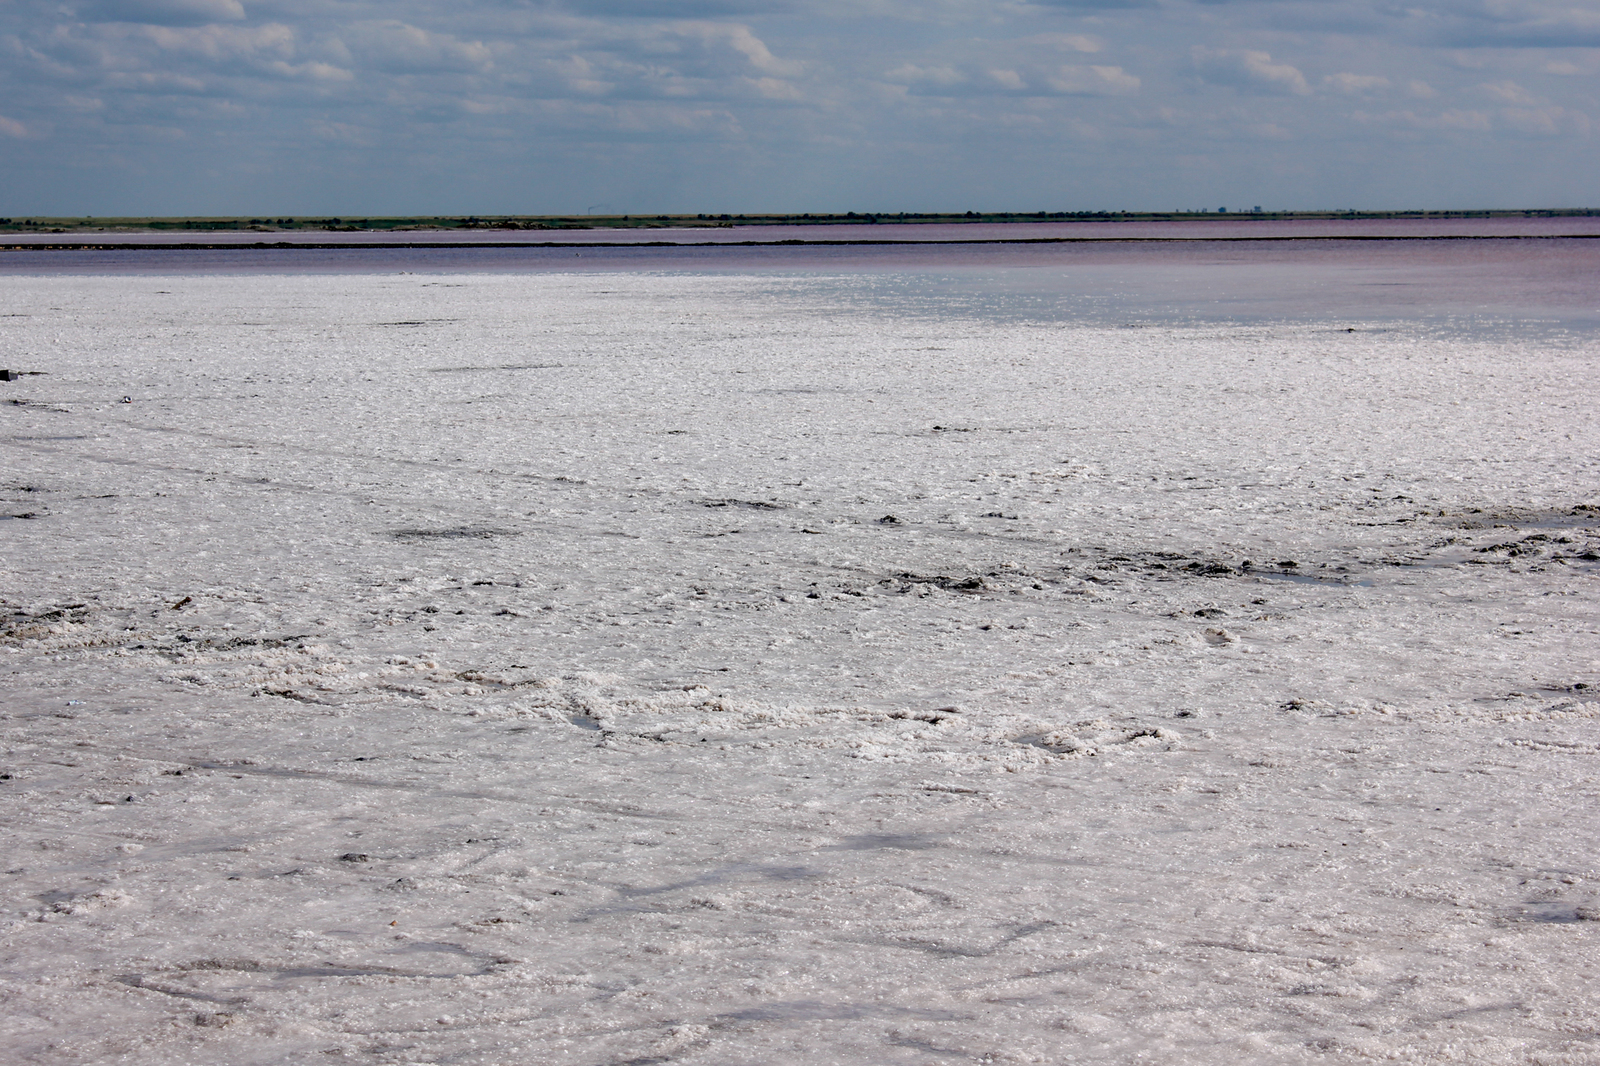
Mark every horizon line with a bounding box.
[3,207,1599,229]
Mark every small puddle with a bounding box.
[1506,902,1598,924]
[826,833,945,851]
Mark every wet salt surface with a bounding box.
[1,261,1598,1064]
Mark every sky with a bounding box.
[1,0,1598,215]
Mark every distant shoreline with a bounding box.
[2,207,1598,237]
[6,233,1600,253]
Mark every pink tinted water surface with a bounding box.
[3,218,1597,332]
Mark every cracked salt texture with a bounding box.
[2,249,1598,1064]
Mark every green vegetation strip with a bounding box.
[2,208,1598,235]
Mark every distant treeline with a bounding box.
[1,208,1597,233]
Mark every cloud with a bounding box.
[1353,108,1493,131]
[883,63,966,88]
[1356,100,1589,138]
[885,59,1137,96]
[107,70,210,92]
[311,119,379,146]
[1480,80,1538,106]
[501,20,803,103]
[265,59,354,82]
[129,22,298,63]
[1048,64,1139,94]
[1323,73,1390,95]
[1497,105,1589,136]
[1023,33,1103,53]
[672,21,803,77]
[1192,48,1311,95]
[1435,109,1492,131]
[341,21,495,74]
[750,75,802,99]
[551,0,798,14]
[75,0,246,27]
[8,18,364,92]
[4,0,1600,213]
[1025,0,1158,8]
[1439,0,1600,48]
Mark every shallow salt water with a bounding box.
[2,245,1599,1064]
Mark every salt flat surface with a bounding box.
[1,266,1598,1065]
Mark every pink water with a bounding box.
[3,218,1597,334]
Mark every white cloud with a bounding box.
[1246,122,1292,140]
[311,119,379,146]
[883,63,966,87]
[1047,64,1139,95]
[342,21,494,75]
[131,23,297,63]
[108,69,209,91]
[1024,33,1102,53]
[513,21,806,103]
[1498,104,1589,136]
[672,21,802,77]
[1323,73,1390,94]
[1435,109,1493,131]
[555,54,615,95]
[264,59,354,82]
[1192,48,1312,95]
[750,75,802,99]
[883,59,1136,96]
[1480,80,1538,105]
[0,114,27,137]
[1354,108,1495,131]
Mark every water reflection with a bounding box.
[4,220,1598,338]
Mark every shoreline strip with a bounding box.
[5,233,1600,252]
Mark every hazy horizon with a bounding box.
[7,207,1600,222]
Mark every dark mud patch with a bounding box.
[892,572,986,592]
[1433,504,1600,532]
[389,527,519,541]
[697,498,786,511]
